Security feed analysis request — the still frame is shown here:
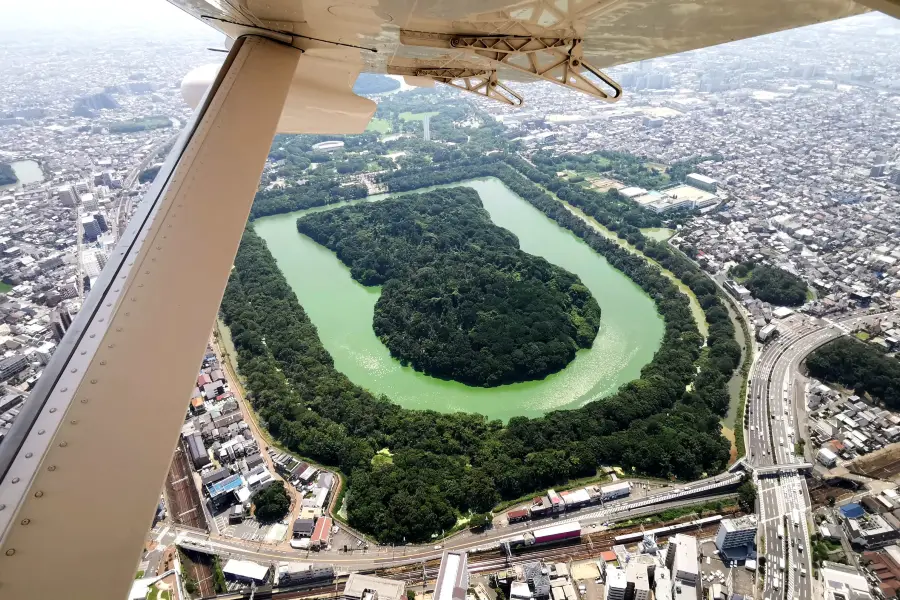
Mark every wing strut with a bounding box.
[0,35,301,600]
[398,31,622,103]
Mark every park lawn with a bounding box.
[856,331,871,341]
[366,117,391,133]
[644,161,668,173]
[399,111,439,122]
[0,282,11,294]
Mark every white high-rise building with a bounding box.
[715,515,757,553]
[604,568,627,600]
[665,534,699,588]
[625,563,650,600]
[423,113,431,141]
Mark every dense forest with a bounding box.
[222,153,741,542]
[806,337,900,408]
[297,188,602,386]
[0,163,16,186]
[731,262,808,306]
[353,74,401,95]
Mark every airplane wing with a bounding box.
[166,0,871,115]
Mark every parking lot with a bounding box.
[212,510,288,544]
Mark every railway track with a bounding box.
[376,506,742,584]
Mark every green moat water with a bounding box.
[254,177,664,421]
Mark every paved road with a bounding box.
[747,307,898,600]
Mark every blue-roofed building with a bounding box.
[207,473,245,509]
[840,503,865,519]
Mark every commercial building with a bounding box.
[0,354,29,381]
[311,140,345,152]
[845,513,900,549]
[666,534,699,588]
[820,561,873,600]
[685,173,717,193]
[311,516,333,549]
[714,515,757,559]
[222,559,269,584]
[757,323,778,342]
[343,574,406,600]
[724,280,751,301]
[600,481,632,502]
[434,552,468,600]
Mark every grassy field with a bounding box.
[399,111,439,122]
[0,282,11,294]
[856,331,871,341]
[366,117,392,133]
[640,227,675,242]
[644,162,668,173]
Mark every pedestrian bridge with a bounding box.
[752,462,814,476]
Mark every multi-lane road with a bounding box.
[747,307,898,600]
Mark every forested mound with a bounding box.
[223,160,740,543]
[807,337,900,408]
[296,188,602,386]
[730,262,808,306]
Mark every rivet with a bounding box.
[20,519,30,526]
[131,297,136,302]
[11,478,19,484]
[37,430,44,435]
[114,289,119,293]
[24,453,32,458]
[34,492,43,498]
[121,275,126,279]
[116,328,123,332]
[70,420,78,425]
[107,303,112,307]
[157,246,161,250]
[47,465,56,472]
[80,398,88,404]
[125,312,130,317]
[90,379,98,384]
[6,549,14,556]
[108,344,115,349]
[89,334,96,339]
[49,408,56,413]
[98,318,104,323]
[60,387,67,393]
[100,360,106,366]
[59,442,68,447]
[145,271,150,275]
[0,504,6,510]
[138,284,143,288]
[69,368,77,373]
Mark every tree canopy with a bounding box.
[252,481,291,523]
[806,337,900,408]
[297,188,602,386]
[732,262,808,306]
[0,163,16,186]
